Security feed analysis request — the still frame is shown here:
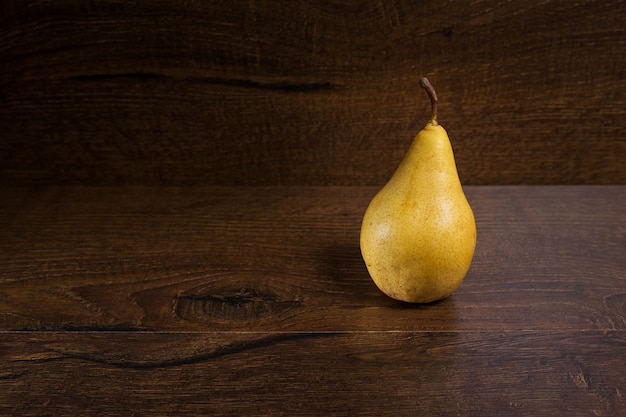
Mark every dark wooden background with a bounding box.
[1,0,625,186]
[1,1,626,416]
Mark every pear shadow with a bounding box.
[318,241,379,299]
[318,241,462,312]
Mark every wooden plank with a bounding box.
[1,1,625,185]
[1,331,624,416]
[1,186,624,332]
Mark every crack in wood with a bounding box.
[197,77,337,91]
[174,283,303,324]
[0,370,29,380]
[67,73,337,91]
[48,332,338,370]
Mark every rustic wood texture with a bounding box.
[2,0,626,414]
[1,185,625,415]
[1,186,625,332]
[1,0,625,186]
[1,331,624,416]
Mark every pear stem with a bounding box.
[419,77,438,126]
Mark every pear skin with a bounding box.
[360,78,476,303]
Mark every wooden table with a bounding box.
[1,185,624,416]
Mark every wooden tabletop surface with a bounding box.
[1,185,624,416]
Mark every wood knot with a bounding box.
[174,278,303,328]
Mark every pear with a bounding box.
[360,78,476,303]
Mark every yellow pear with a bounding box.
[360,78,476,303]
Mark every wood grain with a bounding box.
[1,185,624,333]
[2,1,626,412]
[1,331,625,416]
[1,0,625,186]
[1,185,625,414]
